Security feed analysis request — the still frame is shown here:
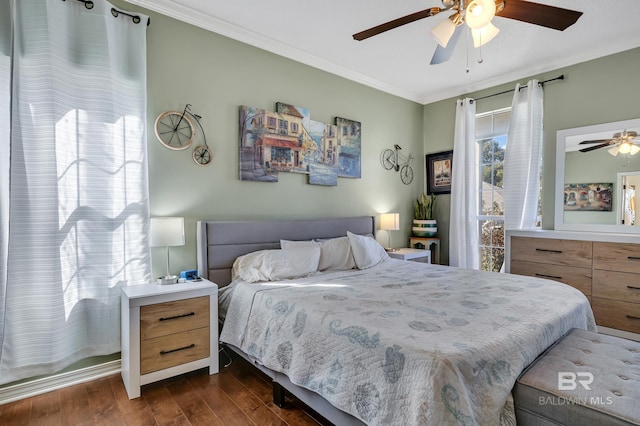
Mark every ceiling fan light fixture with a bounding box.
[430,13,458,47]
[465,0,496,29]
[618,142,633,155]
[630,144,640,156]
[471,22,500,47]
[608,145,620,156]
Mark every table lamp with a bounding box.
[150,217,185,285]
[380,213,400,252]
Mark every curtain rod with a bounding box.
[71,0,150,26]
[473,75,564,102]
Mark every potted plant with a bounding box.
[413,193,437,237]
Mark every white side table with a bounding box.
[121,279,218,399]
[388,248,432,263]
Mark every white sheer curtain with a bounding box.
[0,0,10,360]
[0,0,150,384]
[503,80,544,230]
[449,98,479,269]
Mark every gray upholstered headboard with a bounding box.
[196,216,375,287]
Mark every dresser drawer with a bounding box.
[592,270,640,303]
[510,237,592,268]
[140,327,210,375]
[592,297,640,334]
[140,296,209,340]
[593,242,640,273]
[510,260,592,296]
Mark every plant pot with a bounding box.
[412,219,437,237]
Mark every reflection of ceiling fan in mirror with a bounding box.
[578,130,640,156]
[352,0,583,65]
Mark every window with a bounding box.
[476,108,510,272]
[278,119,288,135]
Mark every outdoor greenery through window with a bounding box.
[476,108,510,272]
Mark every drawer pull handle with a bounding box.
[627,286,640,291]
[627,315,640,321]
[159,312,195,321]
[535,249,562,254]
[627,256,640,261]
[160,343,195,355]
[535,273,562,280]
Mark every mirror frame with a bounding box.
[555,117,640,234]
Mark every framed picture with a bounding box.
[425,150,453,194]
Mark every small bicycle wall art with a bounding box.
[380,144,414,185]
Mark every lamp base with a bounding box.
[157,275,178,285]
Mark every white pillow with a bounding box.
[232,247,321,282]
[346,231,389,270]
[280,239,318,249]
[315,237,356,271]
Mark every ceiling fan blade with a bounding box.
[353,7,441,41]
[430,25,462,65]
[579,143,612,153]
[496,0,582,31]
[578,139,611,145]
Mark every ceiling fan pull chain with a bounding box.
[465,26,470,73]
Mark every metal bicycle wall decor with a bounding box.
[154,104,212,166]
[380,144,414,184]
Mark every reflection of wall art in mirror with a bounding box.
[563,183,613,211]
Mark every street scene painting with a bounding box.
[564,182,613,211]
[239,104,358,186]
[335,117,362,178]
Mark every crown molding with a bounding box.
[124,0,424,104]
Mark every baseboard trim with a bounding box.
[0,359,121,405]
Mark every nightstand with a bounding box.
[388,248,432,263]
[121,279,218,399]
[409,236,440,264]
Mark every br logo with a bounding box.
[558,372,594,391]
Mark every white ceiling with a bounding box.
[126,0,640,104]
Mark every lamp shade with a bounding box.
[430,16,457,47]
[465,0,496,29]
[472,22,500,47]
[380,213,400,231]
[150,217,185,247]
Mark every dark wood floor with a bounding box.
[0,352,333,425]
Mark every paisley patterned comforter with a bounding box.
[220,259,596,425]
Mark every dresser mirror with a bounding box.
[555,118,640,233]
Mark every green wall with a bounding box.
[424,47,640,265]
[128,4,425,278]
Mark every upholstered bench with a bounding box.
[514,328,640,426]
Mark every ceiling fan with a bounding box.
[579,130,640,156]
[352,0,583,65]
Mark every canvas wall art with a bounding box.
[239,104,359,186]
[335,117,361,178]
[563,183,613,211]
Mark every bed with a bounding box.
[196,216,596,426]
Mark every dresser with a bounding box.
[121,279,218,399]
[506,230,640,341]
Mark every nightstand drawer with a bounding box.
[140,327,210,374]
[592,297,640,334]
[140,296,209,340]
